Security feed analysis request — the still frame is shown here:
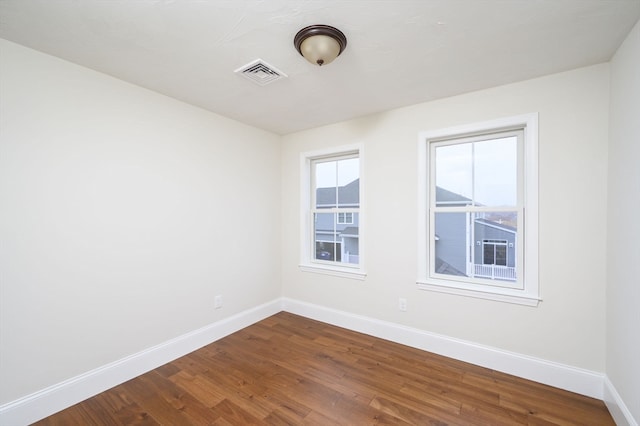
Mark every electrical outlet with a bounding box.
[398,298,407,312]
[214,295,223,309]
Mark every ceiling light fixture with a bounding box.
[294,24,347,66]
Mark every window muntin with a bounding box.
[418,114,539,306]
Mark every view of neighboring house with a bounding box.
[434,186,517,282]
[315,179,360,264]
[312,181,516,277]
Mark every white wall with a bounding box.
[0,39,281,404]
[607,19,640,424]
[281,64,610,373]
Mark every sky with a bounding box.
[435,136,517,207]
[313,137,517,208]
[315,157,359,188]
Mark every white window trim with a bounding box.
[417,113,539,306]
[300,144,366,280]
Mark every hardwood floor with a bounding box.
[35,312,614,425]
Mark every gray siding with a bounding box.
[434,212,467,274]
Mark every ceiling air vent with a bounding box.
[234,59,287,86]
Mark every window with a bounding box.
[483,240,507,266]
[418,114,539,306]
[300,144,365,279]
[337,212,354,224]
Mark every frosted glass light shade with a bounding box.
[294,25,347,66]
[300,35,341,66]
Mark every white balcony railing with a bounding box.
[343,252,359,264]
[473,264,516,281]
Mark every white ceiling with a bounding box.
[1,0,639,135]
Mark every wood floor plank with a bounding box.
[211,399,265,425]
[370,395,456,425]
[34,312,614,425]
[463,370,616,425]
[93,389,159,425]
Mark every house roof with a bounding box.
[475,218,517,233]
[316,179,359,207]
[340,227,359,237]
[435,257,466,276]
[436,187,472,205]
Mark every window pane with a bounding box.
[434,211,517,282]
[337,158,359,207]
[473,212,516,281]
[474,137,517,207]
[314,212,359,265]
[315,240,340,261]
[315,157,359,209]
[315,212,337,261]
[435,143,472,205]
[434,212,469,277]
[483,243,496,265]
[340,212,359,264]
[315,161,336,208]
[435,136,517,207]
[495,245,507,266]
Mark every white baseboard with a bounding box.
[0,299,283,426]
[604,376,638,426]
[282,298,605,400]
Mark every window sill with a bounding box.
[416,280,540,307]
[299,264,367,281]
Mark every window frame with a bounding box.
[300,144,366,280]
[417,114,539,306]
